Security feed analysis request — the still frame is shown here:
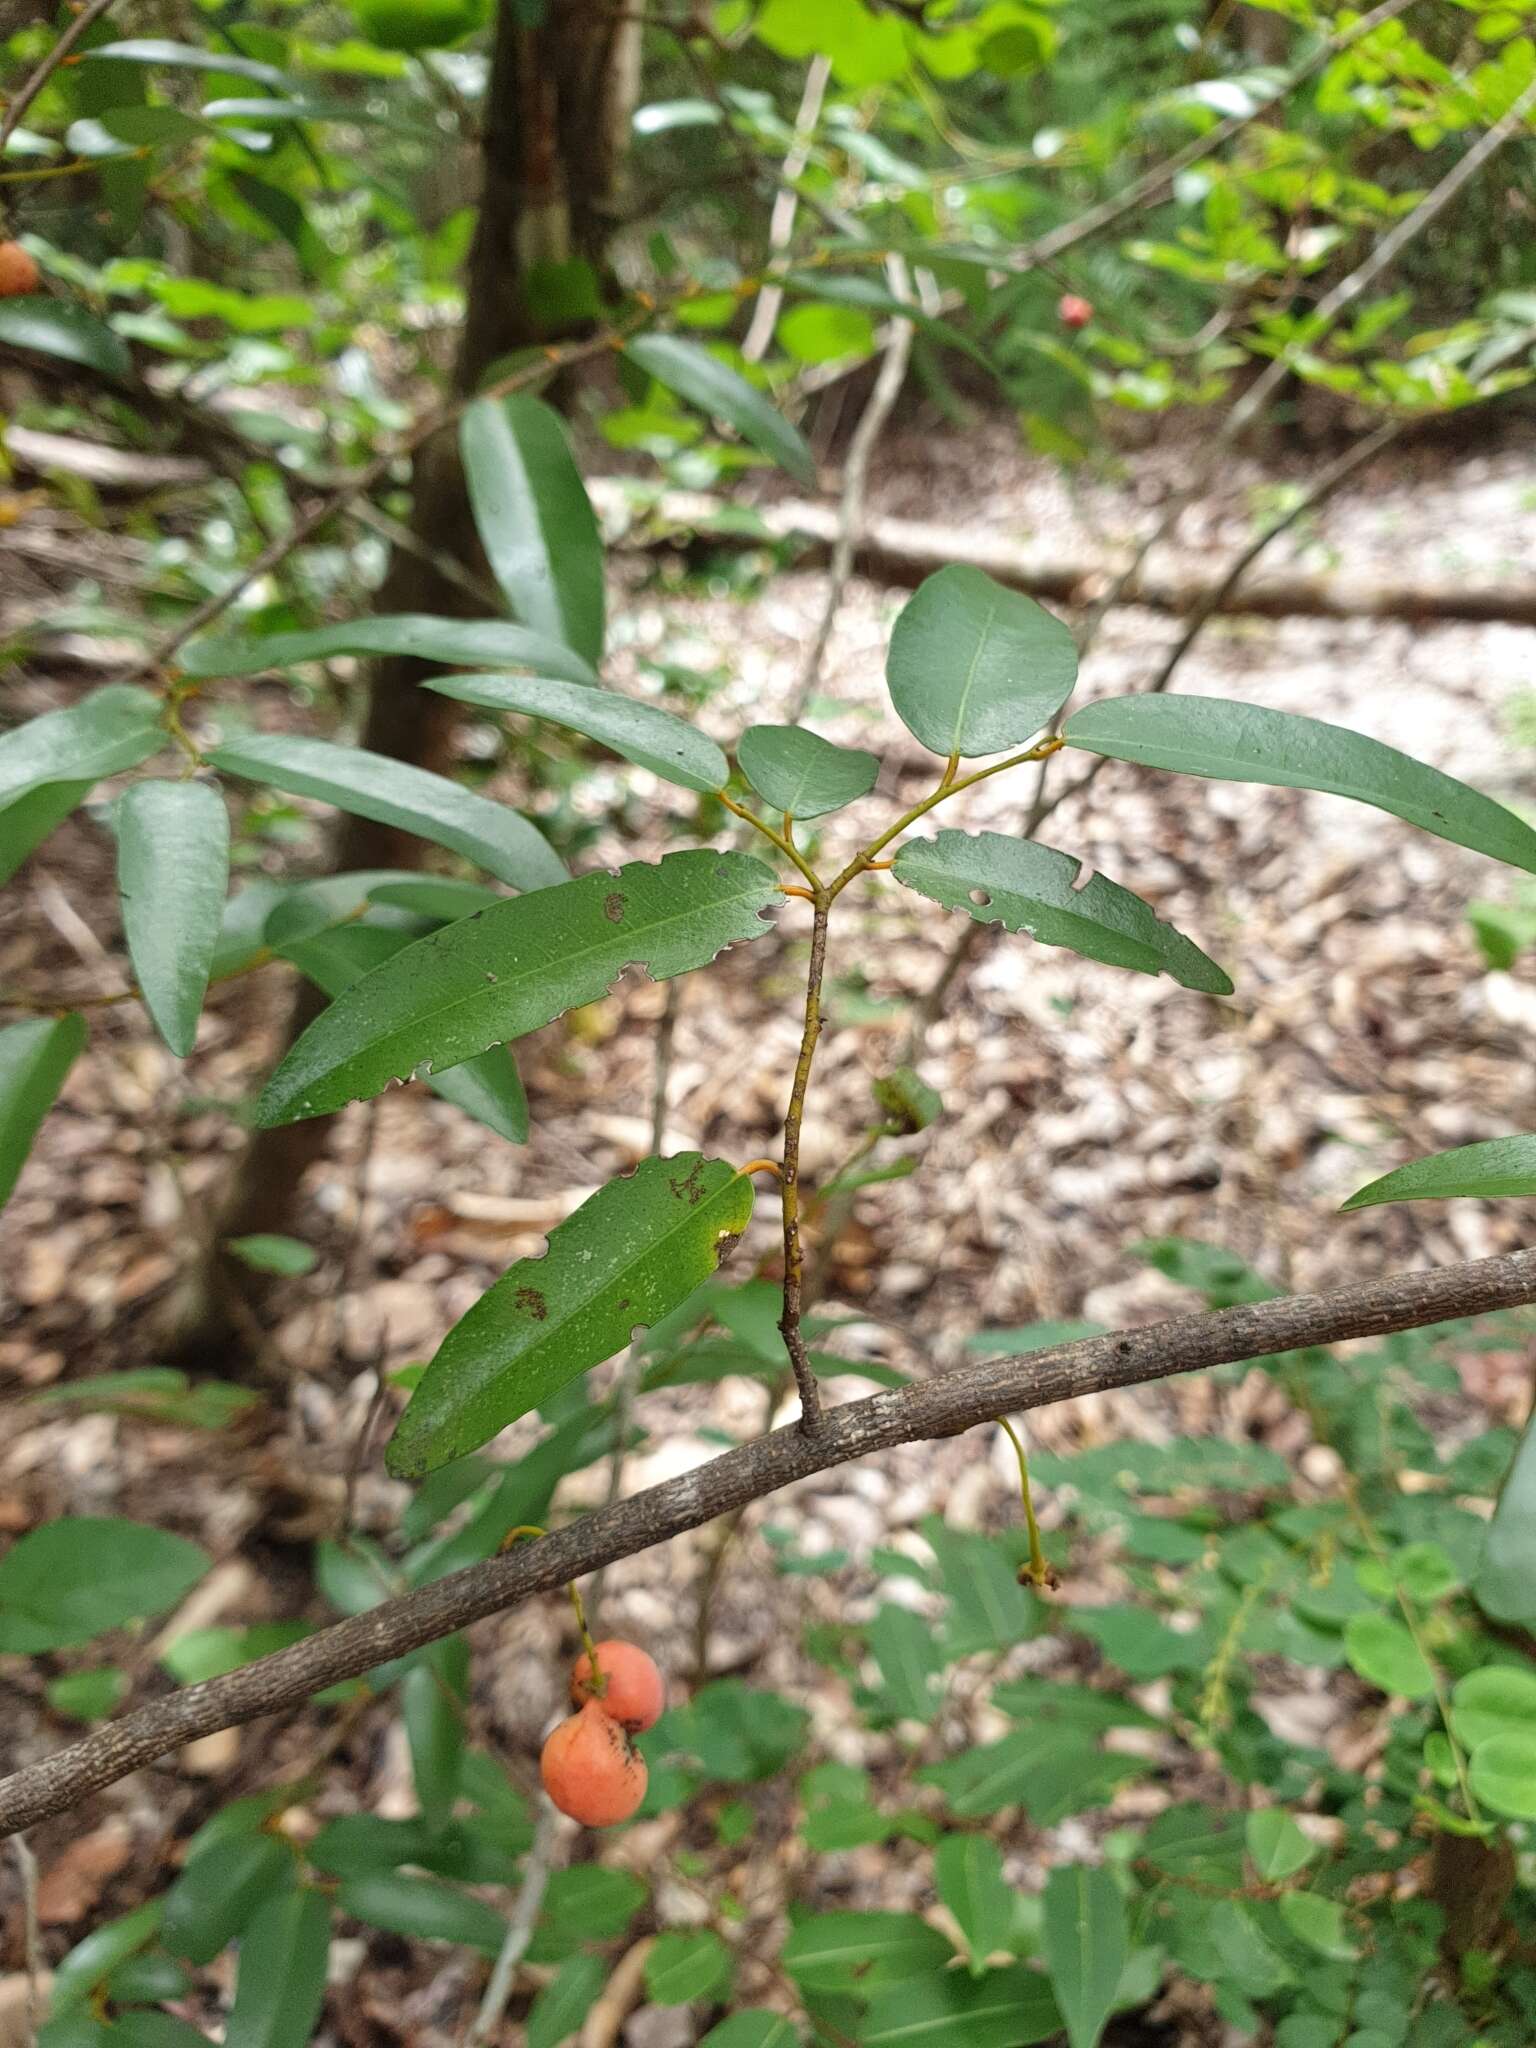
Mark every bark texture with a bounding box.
[11,1246,1536,1836]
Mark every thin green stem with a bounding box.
[827,737,1064,901]
[996,1417,1050,1589]
[719,792,823,891]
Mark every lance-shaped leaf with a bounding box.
[0,299,134,381]
[887,565,1078,758]
[181,614,597,687]
[1475,1413,1536,1627]
[388,1154,755,1475]
[1041,1864,1129,2048]
[1342,1134,1536,1211]
[223,1885,330,2048]
[892,831,1232,994]
[0,685,163,809]
[0,1013,87,1211]
[115,779,230,1057]
[208,733,566,892]
[277,921,528,1144]
[0,780,92,886]
[737,725,879,819]
[427,673,727,795]
[624,334,816,486]
[258,850,781,1126]
[83,37,297,89]
[460,395,605,666]
[1064,695,1536,875]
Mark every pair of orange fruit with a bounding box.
[540,1640,663,1827]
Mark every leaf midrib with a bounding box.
[949,589,999,752]
[277,867,777,1108]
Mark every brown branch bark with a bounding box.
[5,1245,1534,1838]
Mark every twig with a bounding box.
[0,0,117,155]
[742,55,832,364]
[786,255,915,724]
[467,1798,562,2045]
[1018,0,1421,276]
[1228,74,1536,444]
[793,0,1421,400]
[5,1247,1533,1839]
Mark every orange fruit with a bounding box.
[570,1639,666,1734]
[540,1699,648,1827]
[0,243,40,299]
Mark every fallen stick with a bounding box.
[593,482,1536,631]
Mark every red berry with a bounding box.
[1058,293,1093,330]
[0,243,40,299]
[540,1699,648,1827]
[570,1640,665,1733]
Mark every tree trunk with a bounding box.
[167,0,639,1361]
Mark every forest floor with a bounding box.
[2,418,1536,2044]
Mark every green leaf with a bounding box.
[337,1871,506,1951]
[781,1912,953,1992]
[0,1012,86,1211]
[1451,1666,1536,1748]
[403,1636,468,1821]
[227,1232,319,1276]
[918,1725,1139,1823]
[1041,1865,1128,2048]
[84,38,297,88]
[886,566,1077,758]
[623,334,816,486]
[114,779,229,1056]
[1343,1613,1435,1700]
[871,1065,942,1133]
[867,1603,943,1720]
[181,613,598,687]
[0,1515,208,1653]
[527,1866,647,1962]
[45,1667,127,1721]
[1245,1810,1318,1881]
[1474,1410,1536,1627]
[27,1367,256,1432]
[163,1832,294,1966]
[258,849,780,1127]
[935,1834,1015,1971]
[0,299,134,379]
[736,725,878,820]
[1342,1135,1536,1210]
[0,779,92,885]
[1063,695,1536,876]
[645,1928,733,2005]
[1276,1891,1357,1961]
[528,1953,607,2048]
[279,921,529,1144]
[860,1964,1064,2046]
[892,831,1232,994]
[700,2015,802,2048]
[0,685,162,808]
[110,2010,213,2048]
[1467,1729,1536,1819]
[460,394,604,665]
[427,672,727,795]
[389,1153,754,1475]
[208,733,564,892]
[101,105,208,147]
[224,1885,330,2048]
[49,1901,164,2015]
